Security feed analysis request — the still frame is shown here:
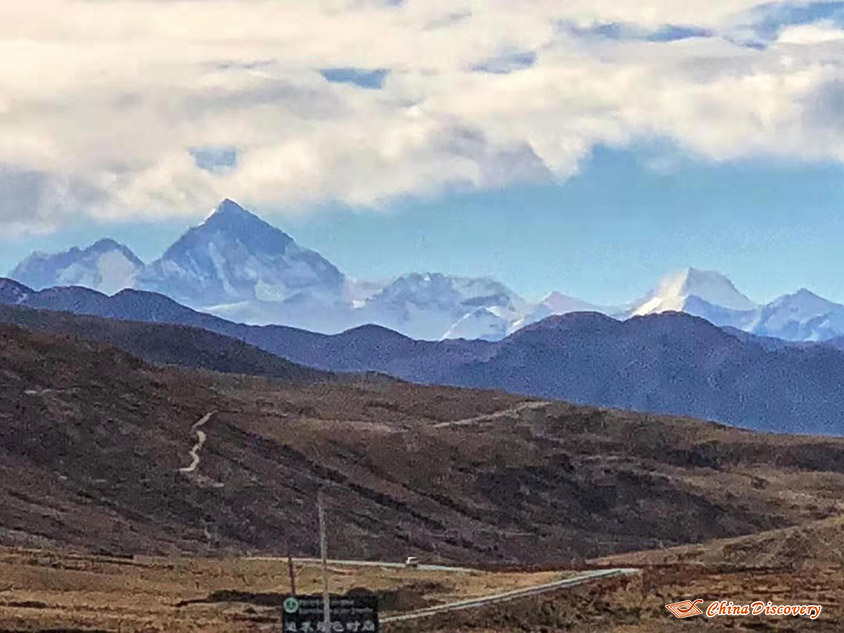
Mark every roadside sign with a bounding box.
[282,594,379,632]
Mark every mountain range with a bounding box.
[11,198,844,343]
[4,276,844,435]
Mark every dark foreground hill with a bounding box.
[3,324,844,564]
[0,303,328,382]
[4,278,844,434]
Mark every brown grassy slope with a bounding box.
[386,566,843,632]
[593,514,844,570]
[2,324,844,565]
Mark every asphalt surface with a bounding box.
[245,557,477,573]
[381,568,640,623]
[244,557,639,623]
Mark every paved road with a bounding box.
[245,557,638,621]
[178,411,215,474]
[246,557,476,573]
[381,568,640,623]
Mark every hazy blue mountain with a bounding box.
[0,278,31,305]
[0,302,327,382]
[9,238,144,295]
[136,199,346,309]
[751,289,844,342]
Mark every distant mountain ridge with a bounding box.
[8,199,844,342]
[5,277,844,436]
[0,302,329,382]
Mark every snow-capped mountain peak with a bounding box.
[506,291,618,334]
[538,291,618,315]
[442,307,511,341]
[136,199,345,309]
[360,272,529,341]
[9,238,144,295]
[750,287,844,341]
[632,267,757,316]
[201,198,268,228]
[212,198,249,216]
[771,288,837,312]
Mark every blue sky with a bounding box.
[5,145,844,305]
[3,1,844,304]
[290,147,844,305]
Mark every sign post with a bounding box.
[318,489,330,630]
[287,547,297,596]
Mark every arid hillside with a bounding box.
[593,514,844,570]
[2,324,844,565]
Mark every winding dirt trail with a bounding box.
[179,411,216,474]
[431,401,551,429]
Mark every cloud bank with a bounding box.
[2,0,844,228]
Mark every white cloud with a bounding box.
[1,1,844,228]
[778,20,844,44]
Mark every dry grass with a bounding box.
[388,565,844,632]
[594,514,844,570]
[0,547,564,632]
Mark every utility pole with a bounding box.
[286,542,297,596]
[318,489,330,630]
